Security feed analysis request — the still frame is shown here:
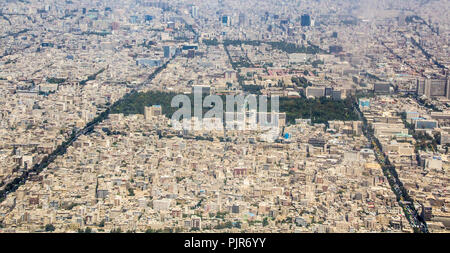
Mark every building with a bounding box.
[441,132,450,145]
[182,44,198,51]
[224,71,237,80]
[372,123,409,138]
[301,14,311,27]
[222,16,229,26]
[374,82,391,94]
[308,138,326,147]
[187,49,195,58]
[239,13,246,26]
[305,87,325,98]
[145,105,163,120]
[359,98,370,110]
[329,45,343,54]
[416,77,449,99]
[163,45,172,58]
[332,90,343,100]
[153,199,171,211]
[329,121,363,136]
[325,87,333,97]
[144,15,153,22]
[130,15,138,24]
[415,120,438,130]
[288,53,308,64]
[422,203,433,221]
[191,216,201,229]
[405,111,419,121]
[191,5,198,18]
[136,58,162,67]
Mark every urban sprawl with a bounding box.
[0,0,449,233]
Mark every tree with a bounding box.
[110,228,122,233]
[311,60,324,68]
[145,228,163,233]
[262,217,269,227]
[225,221,233,229]
[45,224,55,232]
[203,39,219,46]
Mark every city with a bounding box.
[0,0,448,234]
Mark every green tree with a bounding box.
[225,221,233,229]
[45,224,55,232]
[110,228,122,233]
[263,217,269,227]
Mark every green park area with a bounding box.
[110,91,358,125]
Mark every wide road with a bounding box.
[356,103,429,233]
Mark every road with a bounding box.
[356,103,429,233]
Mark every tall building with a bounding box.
[222,16,229,26]
[416,77,449,99]
[398,14,407,26]
[301,14,311,27]
[163,45,172,58]
[416,78,426,96]
[130,15,138,24]
[191,5,198,18]
[239,13,246,26]
[325,87,333,97]
[144,15,153,22]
